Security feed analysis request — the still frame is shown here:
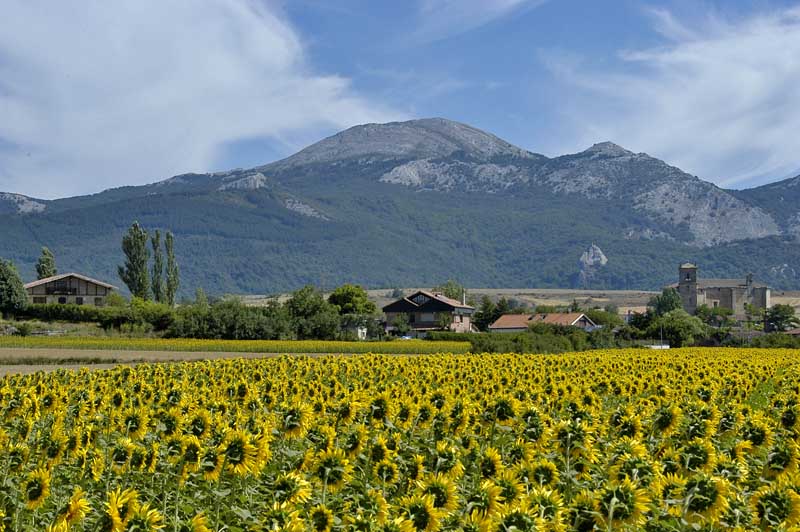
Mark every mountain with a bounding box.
[1,117,799,295]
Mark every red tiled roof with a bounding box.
[786,328,800,336]
[489,312,595,330]
[488,314,532,329]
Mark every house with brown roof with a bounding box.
[489,313,597,333]
[25,273,117,307]
[383,290,475,337]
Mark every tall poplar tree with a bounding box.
[118,221,150,299]
[35,247,57,279]
[151,230,164,302]
[0,259,27,318]
[165,231,180,306]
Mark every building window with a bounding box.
[33,297,46,305]
[76,297,84,305]
[95,297,103,306]
[58,297,67,304]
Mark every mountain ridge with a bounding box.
[1,118,799,294]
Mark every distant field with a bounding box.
[244,287,800,315]
[0,336,470,354]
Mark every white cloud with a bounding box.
[0,0,401,198]
[544,6,800,188]
[413,0,549,43]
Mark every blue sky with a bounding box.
[2,0,800,198]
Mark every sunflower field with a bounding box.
[1,348,800,531]
[0,337,470,355]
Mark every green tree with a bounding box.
[35,247,57,280]
[473,295,498,331]
[391,313,411,336]
[432,279,466,302]
[648,309,708,347]
[286,285,341,340]
[328,284,377,315]
[151,230,164,303]
[766,304,800,332]
[695,304,735,328]
[584,308,623,328]
[165,231,180,306]
[118,221,150,299]
[649,288,683,317]
[0,259,28,318]
[437,312,453,331]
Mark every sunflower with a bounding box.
[650,403,681,437]
[406,454,427,483]
[527,486,566,531]
[125,502,164,532]
[185,409,212,438]
[568,490,598,532]
[375,459,400,485]
[105,487,139,532]
[465,481,503,520]
[180,435,202,474]
[260,502,304,532]
[309,505,334,532]
[608,453,656,487]
[553,419,593,457]
[342,424,367,458]
[595,477,650,528]
[763,439,799,480]
[357,489,389,525]
[431,442,464,479]
[221,429,258,476]
[279,402,313,438]
[178,513,212,532]
[750,483,800,529]
[651,473,686,517]
[23,468,51,510]
[417,473,458,513]
[680,438,718,473]
[493,499,546,532]
[494,470,525,507]
[683,474,730,524]
[121,407,150,440]
[56,487,91,527]
[478,447,504,479]
[526,458,560,488]
[312,448,353,493]
[200,447,224,482]
[503,439,535,470]
[381,516,417,532]
[273,472,312,505]
[397,494,441,532]
[740,415,774,448]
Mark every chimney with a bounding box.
[462,289,466,306]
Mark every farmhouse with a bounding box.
[25,273,117,307]
[673,263,770,319]
[489,313,597,333]
[383,290,475,336]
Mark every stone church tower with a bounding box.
[677,263,698,314]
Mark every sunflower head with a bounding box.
[751,484,800,529]
[23,468,51,510]
[595,478,650,528]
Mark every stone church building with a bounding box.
[674,263,770,319]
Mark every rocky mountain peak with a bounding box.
[265,117,538,171]
[582,142,634,158]
[0,192,47,214]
